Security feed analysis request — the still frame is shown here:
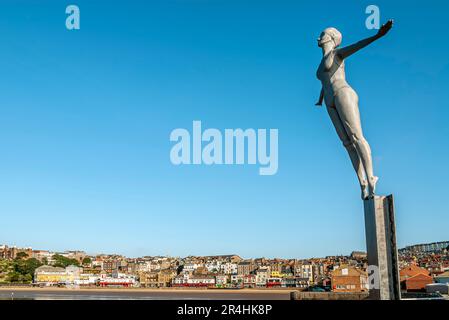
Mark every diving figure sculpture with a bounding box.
[316,20,393,199]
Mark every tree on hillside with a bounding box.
[52,254,79,268]
[15,258,42,275]
[15,252,29,260]
[4,258,42,283]
[82,257,92,266]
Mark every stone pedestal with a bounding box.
[363,195,401,300]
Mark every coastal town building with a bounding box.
[402,273,434,292]
[266,277,282,288]
[256,268,270,287]
[99,271,137,288]
[0,245,32,260]
[243,274,256,288]
[34,265,82,286]
[400,265,433,292]
[31,250,53,263]
[401,241,449,253]
[331,265,368,292]
[34,266,67,285]
[139,270,176,287]
[215,274,229,287]
[220,262,238,275]
[237,261,255,275]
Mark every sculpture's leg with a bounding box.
[327,106,368,198]
[346,142,370,199]
[334,89,378,198]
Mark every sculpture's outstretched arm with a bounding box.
[337,20,393,60]
[337,35,379,59]
[315,87,324,107]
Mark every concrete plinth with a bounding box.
[363,195,400,300]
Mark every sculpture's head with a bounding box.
[318,27,342,48]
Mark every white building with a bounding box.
[215,275,229,287]
[256,268,270,287]
[187,276,215,286]
[74,274,101,286]
[206,261,221,272]
[183,263,203,272]
[172,274,188,286]
[99,271,137,287]
[221,263,238,275]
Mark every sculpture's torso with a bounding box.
[316,50,352,108]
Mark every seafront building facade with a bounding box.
[1,241,448,293]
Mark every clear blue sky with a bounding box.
[0,0,448,258]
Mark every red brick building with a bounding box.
[400,265,433,292]
[402,273,434,292]
[331,265,368,292]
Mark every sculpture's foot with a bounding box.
[360,181,369,200]
[361,186,369,200]
[367,176,379,198]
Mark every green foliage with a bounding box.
[52,254,79,268]
[7,271,33,283]
[15,258,42,275]
[0,257,42,283]
[82,257,92,265]
[7,271,21,282]
[15,252,29,260]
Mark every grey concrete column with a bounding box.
[363,195,401,300]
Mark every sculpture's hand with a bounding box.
[315,101,322,107]
[377,20,394,38]
[338,20,393,59]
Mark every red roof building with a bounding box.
[400,265,433,292]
